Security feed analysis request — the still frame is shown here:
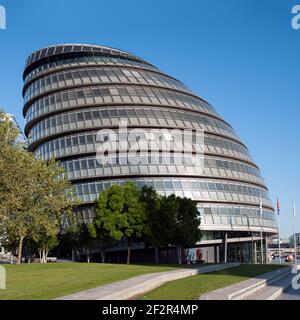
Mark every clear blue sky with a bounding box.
[0,0,298,237]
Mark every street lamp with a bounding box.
[260,195,264,264]
[293,201,297,263]
[277,197,281,264]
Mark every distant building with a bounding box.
[289,233,300,247]
[0,110,27,144]
[0,111,19,126]
[269,237,290,245]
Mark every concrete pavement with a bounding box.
[245,271,295,300]
[55,262,239,300]
[199,266,292,300]
[277,264,300,300]
[277,286,300,300]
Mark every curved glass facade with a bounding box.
[23,44,277,238]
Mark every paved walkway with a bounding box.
[245,271,294,300]
[277,264,300,300]
[277,286,300,300]
[199,266,292,300]
[55,262,239,300]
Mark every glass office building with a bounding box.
[22,44,277,263]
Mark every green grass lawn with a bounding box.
[0,262,178,300]
[138,264,286,300]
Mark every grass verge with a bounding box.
[0,262,178,300]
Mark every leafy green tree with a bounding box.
[94,181,146,264]
[0,110,22,229]
[92,210,115,263]
[122,181,146,264]
[141,191,201,264]
[24,235,59,263]
[23,238,37,263]
[157,194,179,263]
[34,234,59,263]
[0,146,39,264]
[172,197,202,264]
[30,159,78,263]
[94,184,125,255]
[140,190,178,263]
[60,224,81,261]
[140,185,161,232]
[76,223,96,263]
[0,113,78,264]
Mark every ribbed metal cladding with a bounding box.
[22,44,277,235]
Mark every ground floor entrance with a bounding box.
[198,242,269,265]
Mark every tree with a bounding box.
[122,181,146,264]
[141,191,202,264]
[0,112,79,264]
[60,224,80,261]
[34,235,59,263]
[140,190,178,263]
[94,184,125,262]
[140,185,160,261]
[140,186,163,263]
[76,223,96,263]
[0,146,39,264]
[0,110,23,230]
[23,238,37,263]
[92,210,115,263]
[157,194,179,263]
[140,185,161,232]
[30,159,78,263]
[94,181,146,264]
[172,197,202,264]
